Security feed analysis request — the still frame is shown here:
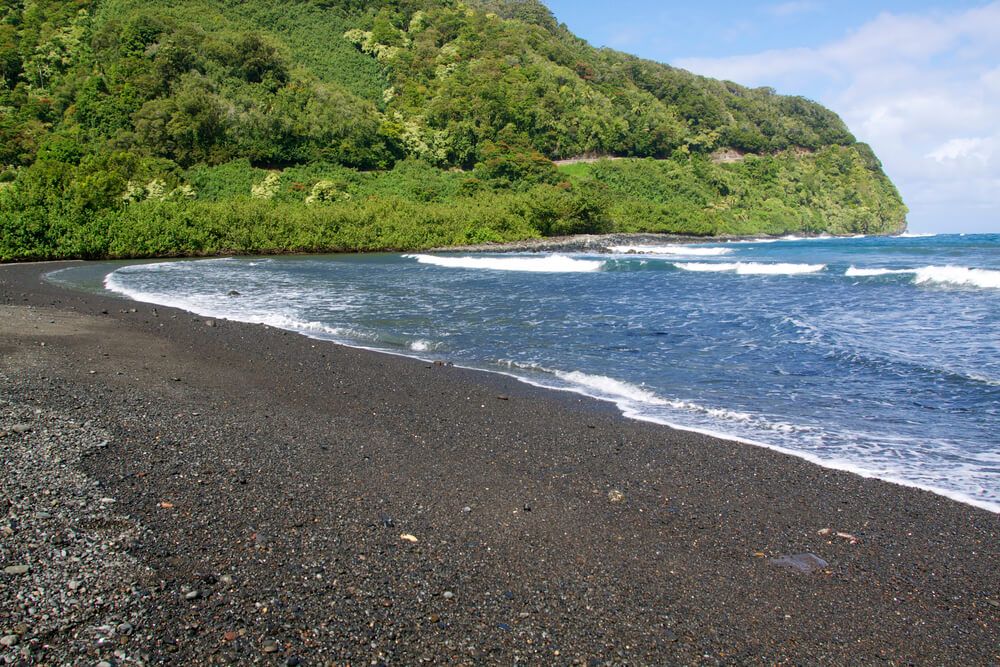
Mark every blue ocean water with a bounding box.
[95,234,1000,511]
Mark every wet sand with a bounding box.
[1,261,997,665]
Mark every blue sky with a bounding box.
[544,1,1000,233]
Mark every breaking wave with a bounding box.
[404,254,605,272]
[674,262,827,275]
[846,265,1000,289]
[607,244,733,256]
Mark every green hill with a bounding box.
[0,0,906,260]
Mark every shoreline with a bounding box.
[1,261,997,664]
[91,254,997,515]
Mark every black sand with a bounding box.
[1,261,997,665]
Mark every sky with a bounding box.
[543,1,1000,234]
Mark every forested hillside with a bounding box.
[0,0,907,260]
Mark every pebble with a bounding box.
[68,579,82,591]
[608,489,625,503]
[769,553,829,574]
[219,574,234,586]
[443,591,455,599]
[11,424,31,434]
[462,506,472,513]
[262,639,279,653]
[0,635,19,647]
[185,590,201,600]
[4,564,30,575]
[97,661,112,667]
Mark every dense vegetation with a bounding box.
[0,0,906,261]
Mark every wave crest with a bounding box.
[846,265,1000,289]
[675,262,827,275]
[607,244,732,257]
[404,254,605,273]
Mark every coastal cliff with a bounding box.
[0,0,906,260]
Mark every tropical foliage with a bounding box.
[0,0,906,261]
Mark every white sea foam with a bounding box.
[409,339,434,352]
[552,370,667,405]
[846,265,1000,288]
[674,262,827,275]
[845,266,913,277]
[607,244,733,256]
[548,370,791,427]
[404,254,605,272]
[896,232,937,238]
[913,266,1000,289]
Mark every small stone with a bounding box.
[400,533,418,543]
[442,591,454,599]
[97,661,112,667]
[35,512,52,519]
[223,631,238,642]
[262,639,279,653]
[462,506,472,514]
[607,489,625,503]
[227,290,241,297]
[117,622,133,635]
[0,635,18,647]
[219,574,234,586]
[286,657,301,666]
[769,553,829,574]
[68,579,82,591]
[185,590,201,600]
[11,424,30,434]
[3,564,30,575]
[205,320,216,328]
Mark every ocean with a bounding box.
[66,233,998,512]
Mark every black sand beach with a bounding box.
[1,261,997,665]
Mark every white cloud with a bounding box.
[674,2,1000,233]
[926,137,994,164]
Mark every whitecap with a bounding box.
[895,232,937,238]
[404,254,605,273]
[913,266,1000,289]
[674,262,826,275]
[845,266,913,277]
[846,265,1000,289]
[607,245,733,256]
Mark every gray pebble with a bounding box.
[97,661,112,667]
[3,564,30,575]
[219,574,234,586]
[11,424,30,434]
[185,590,200,600]
[0,635,18,647]
[262,639,279,653]
[117,622,133,635]
[442,591,455,599]
[68,579,82,591]
[769,553,829,574]
[462,506,472,513]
